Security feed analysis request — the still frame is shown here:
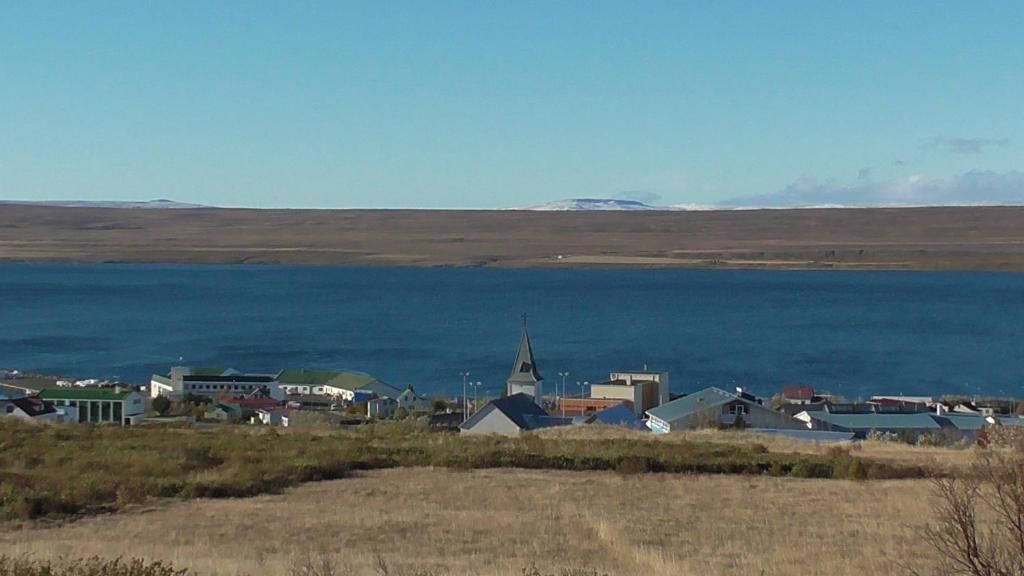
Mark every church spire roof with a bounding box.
[507,314,543,385]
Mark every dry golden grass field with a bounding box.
[538,426,975,475]
[5,204,1024,270]
[0,465,946,576]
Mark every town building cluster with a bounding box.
[2,317,1021,444]
[460,322,1024,443]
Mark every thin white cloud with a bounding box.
[719,170,1024,208]
[930,137,1010,154]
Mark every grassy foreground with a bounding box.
[0,420,930,521]
[1,468,945,576]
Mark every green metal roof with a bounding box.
[192,367,228,377]
[646,387,744,423]
[812,412,941,430]
[39,388,136,401]
[150,374,172,385]
[397,386,423,402]
[277,369,377,390]
[358,380,402,397]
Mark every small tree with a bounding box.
[732,411,746,430]
[152,395,171,416]
[910,432,1024,575]
[431,398,449,413]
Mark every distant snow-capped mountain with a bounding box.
[0,199,207,209]
[515,198,722,211]
[518,198,668,211]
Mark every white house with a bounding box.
[0,396,61,423]
[367,397,398,419]
[255,407,292,426]
[150,367,282,401]
[396,385,432,411]
[324,378,402,402]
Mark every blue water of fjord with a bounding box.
[1,263,1022,400]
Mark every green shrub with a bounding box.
[732,412,746,430]
[151,396,171,416]
[790,459,833,479]
[615,456,653,475]
[845,457,866,480]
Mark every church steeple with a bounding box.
[507,314,543,404]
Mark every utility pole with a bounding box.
[460,372,470,422]
[558,372,569,417]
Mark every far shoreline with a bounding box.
[1,257,1022,274]
[4,204,1024,272]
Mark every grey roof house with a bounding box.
[796,411,942,439]
[460,393,569,436]
[646,387,804,434]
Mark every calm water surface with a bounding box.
[1,263,1022,400]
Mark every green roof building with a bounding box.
[39,388,145,426]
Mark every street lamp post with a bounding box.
[470,381,482,415]
[557,372,569,417]
[460,372,470,422]
[577,380,589,399]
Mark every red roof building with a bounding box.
[781,385,815,404]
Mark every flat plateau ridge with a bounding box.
[3,204,1024,270]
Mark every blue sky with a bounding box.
[1,1,1022,209]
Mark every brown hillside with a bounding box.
[2,204,1024,270]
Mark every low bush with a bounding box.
[614,456,653,475]
[0,420,929,520]
[0,555,189,576]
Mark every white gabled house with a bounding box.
[0,396,61,423]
